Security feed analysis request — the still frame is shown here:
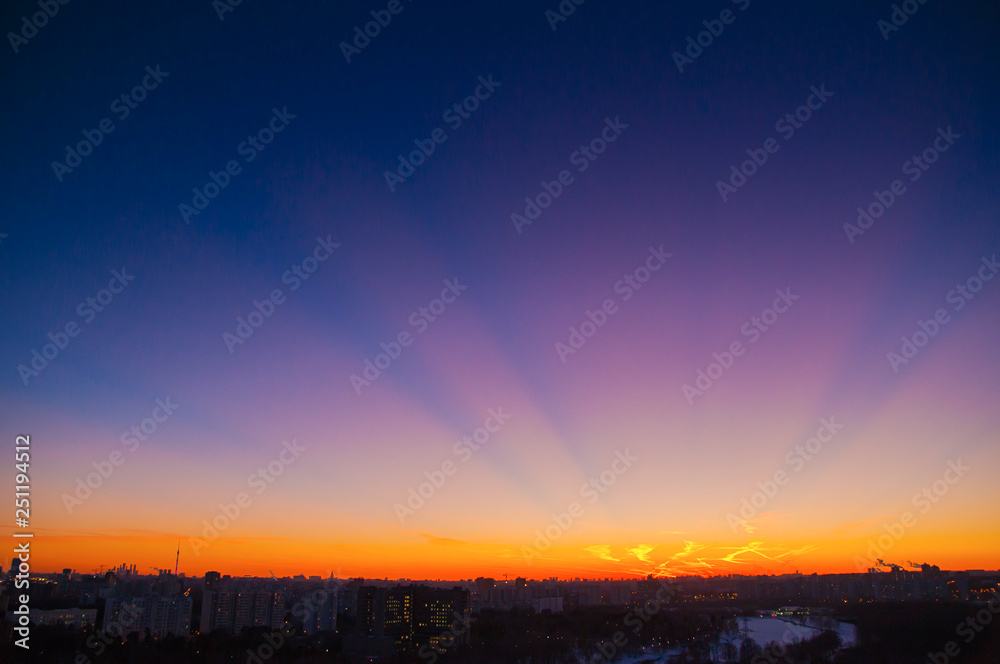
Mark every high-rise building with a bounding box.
[359,585,470,654]
[299,589,338,634]
[383,587,414,650]
[201,587,284,634]
[32,608,98,628]
[338,585,359,618]
[205,571,221,592]
[531,596,563,613]
[103,594,192,638]
[358,586,386,637]
[475,577,495,598]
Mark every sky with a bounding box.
[1,0,998,580]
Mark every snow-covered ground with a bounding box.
[579,617,857,664]
[723,616,857,648]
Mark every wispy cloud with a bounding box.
[628,544,656,564]
[584,544,620,562]
[718,541,798,565]
[670,540,709,560]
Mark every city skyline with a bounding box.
[11,561,997,661]
[27,562,1000,583]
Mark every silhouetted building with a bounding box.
[201,587,284,634]
[358,586,386,637]
[338,585,359,617]
[32,608,97,628]
[299,588,337,634]
[358,585,470,654]
[104,594,192,637]
[531,596,563,612]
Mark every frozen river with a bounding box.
[596,616,857,664]
[727,615,857,648]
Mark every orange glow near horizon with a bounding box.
[10,526,998,580]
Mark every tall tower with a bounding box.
[174,541,180,576]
